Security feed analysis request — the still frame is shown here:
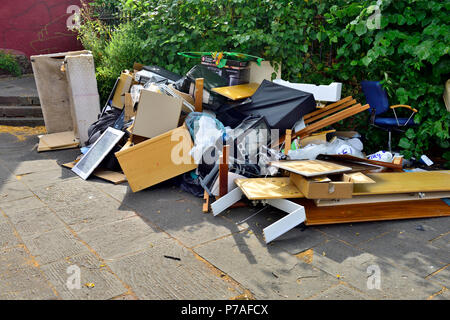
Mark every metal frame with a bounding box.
[72,127,125,180]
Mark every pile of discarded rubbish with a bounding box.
[31,50,450,244]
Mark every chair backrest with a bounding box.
[361,80,390,115]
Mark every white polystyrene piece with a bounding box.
[273,79,342,102]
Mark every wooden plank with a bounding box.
[219,145,230,197]
[212,83,260,100]
[235,177,304,200]
[270,160,352,177]
[344,172,376,184]
[203,190,210,213]
[315,191,450,207]
[273,103,369,147]
[298,199,450,226]
[353,171,450,195]
[124,93,135,122]
[194,78,204,112]
[321,154,403,170]
[304,101,358,124]
[112,72,133,109]
[62,162,127,184]
[284,129,292,155]
[304,96,353,120]
[296,104,370,139]
[38,131,80,152]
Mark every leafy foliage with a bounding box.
[0,50,22,77]
[78,0,449,162]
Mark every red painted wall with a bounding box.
[0,0,84,57]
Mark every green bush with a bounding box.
[78,0,449,163]
[0,50,22,77]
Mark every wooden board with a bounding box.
[235,177,304,200]
[38,131,79,152]
[344,172,376,184]
[212,83,260,100]
[297,199,450,226]
[115,124,197,192]
[112,72,133,109]
[63,162,127,185]
[315,191,450,206]
[270,160,352,177]
[353,171,450,195]
[133,89,182,139]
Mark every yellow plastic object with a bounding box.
[212,83,260,100]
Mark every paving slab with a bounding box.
[49,199,136,233]
[77,216,169,261]
[18,168,78,188]
[108,239,244,300]
[119,185,244,248]
[194,231,339,299]
[7,206,65,239]
[357,230,450,278]
[0,264,56,299]
[219,205,328,254]
[0,196,46,216]
[33,178,115,209]
[0,164,15,183]
[41,252,128,300]
[0,220,21,249]
[309,283,368,300]
[314,221,396,246]
[22,228,90,266]
[307,239,445,300]
[0,181,33,203]
[388,216,450,243]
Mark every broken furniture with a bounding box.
[211,178,307,244]
[32,50,100,150]
[64,53,102,145]
[361,80,418,152]
[115,123,197,192]
[275,96,370,148]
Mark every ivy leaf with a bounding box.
[398,137,412,149]
[355,22,367,36]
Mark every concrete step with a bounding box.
[0,117,45,126]
[0,96,40,106]
[0,105,43,118]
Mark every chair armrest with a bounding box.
[390,105,418,113]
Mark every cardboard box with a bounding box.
[290,173,354,199]
[132,89,182,139]
[115,123,197,192]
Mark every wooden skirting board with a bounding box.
[297,199,450,226]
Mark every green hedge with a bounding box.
[78,0,449,163]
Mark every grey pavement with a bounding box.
[0,130,448,300]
